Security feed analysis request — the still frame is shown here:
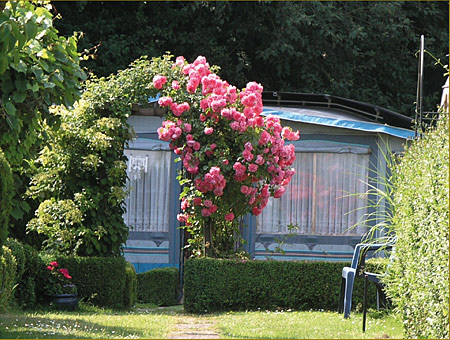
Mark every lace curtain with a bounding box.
[257,152,369,235]
[123,150,172,232]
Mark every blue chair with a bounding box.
[338,243,391,319]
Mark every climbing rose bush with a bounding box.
[154,55,299,256]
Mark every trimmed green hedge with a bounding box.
[137,267,178,306]
[124,261,137,309]
[54,256,129,309]
[0,246,17,311]
[15,243,45,308]
[10,246,135,310]
[184,258,381,314]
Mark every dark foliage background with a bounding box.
[53,1,448,117]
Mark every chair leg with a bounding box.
[338,277,345,313]
[343,272,355,319]
[363,274,368,332]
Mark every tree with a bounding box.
[0,1,85,242]
[53,1,448,117]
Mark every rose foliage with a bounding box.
[154,55,299,257]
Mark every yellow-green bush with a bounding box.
[385,113,449,338]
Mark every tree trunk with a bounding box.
[203,221,212,257]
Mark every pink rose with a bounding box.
[243,149,253,162]
[204,199,213,208]
[248,164,258,173]
[153,75,167,89]
[225,213,235,221]
[204,127,214,135]
[172,80,180,90]
[274,186,286,198]
[202,208,211,217]
[175,56,185,67]
[158,96,173,107]
[183,123,192,133]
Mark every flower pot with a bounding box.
[49,293,79,310]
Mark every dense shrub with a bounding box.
[5,238,25,282]
[385,113,449,338]
[54,256,128,309]
[184,258,380,314]
[137,267,178,306]
[14,243,45,308]
[0,246,17,311]
[0,149,13,247]
[124,261,137,309]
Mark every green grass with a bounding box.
[0,303,177,339]
[0,303,404,339]
[215,309,404,339]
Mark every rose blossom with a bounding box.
[153,75,167,89]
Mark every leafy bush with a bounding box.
[14,244,46,308]
[53,255,128,309]
[384,113,449,339]
[137,267,178,306]
[0,1,85,236]
[5,238,25,281]
[184,258,380,313]
[124,262,137,309]
[0,246,17,311]
[0,149,13,247]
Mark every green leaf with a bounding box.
[27,81,39,92]
[43,80,55,88]
[24,20,37,40]
[15,78,28,91]
[0,23,11,42]
[13,91,26,103]
[4,101,16,116]
[0,55,8,75]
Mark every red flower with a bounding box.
[50,261,58,267]
[58,268,72,279]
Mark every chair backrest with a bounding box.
[350,243,394,272]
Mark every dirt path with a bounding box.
[167,316,220,339]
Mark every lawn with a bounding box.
[0,303,404,339]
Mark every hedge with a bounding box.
[184,258,383,314]
[0,246,17,311]
[53,255,129,309]
[124,261,137,309]
[137,267,178,306]
[385,112,449,338]
[0,149,13,247]
[15,243,46,308]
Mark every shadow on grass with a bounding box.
[0,313,152,339]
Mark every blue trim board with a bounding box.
[262,108,415,139]
[254,255,351,262]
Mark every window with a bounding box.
[123,150,172,232]
[257,152,369,235]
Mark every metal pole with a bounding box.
[415,35,425,138]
